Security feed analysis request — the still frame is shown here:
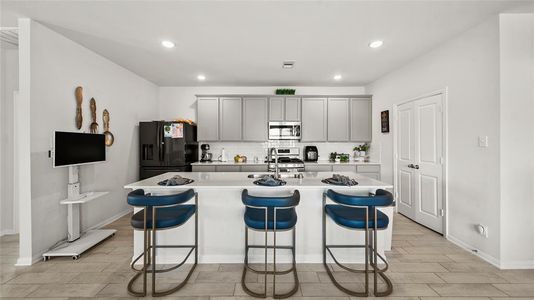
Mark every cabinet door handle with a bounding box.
[408,164,415,169]
[414,164,420,169]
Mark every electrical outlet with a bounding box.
[478,136,489,148]
[475,224,489,238]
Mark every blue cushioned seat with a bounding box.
[131,205,196,229]
[325,205,389,229]
[244,207,297,230]
[241,189,300,230]
[127,189,195,207]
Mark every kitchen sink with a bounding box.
[248,173,304,179]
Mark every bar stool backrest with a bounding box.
[127,189,196,207]
[242,189,300,208]
[326,189,393,207]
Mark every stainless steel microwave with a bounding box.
[268,121,301,140]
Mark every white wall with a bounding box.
[0,47,18,235]
[499,14,534,268]
[25,20,159,260]
[366,18,501,262]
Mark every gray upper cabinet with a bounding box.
[285,97,301,121]
[301,97,327,141]
[327,98,350,141]
[269,97,285,121]
[350,98,372,142]
[269,97,301,121]
[243,97,268,141]
[219,97,242,141]
[197,97,219,141]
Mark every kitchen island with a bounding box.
[124,172,393,264]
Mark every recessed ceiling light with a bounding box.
[369,40,384,48]
[197,74,206,81]
[161,40,175,48]
[282,61,295,69]
[334,74,342,81]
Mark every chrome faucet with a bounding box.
[270,148,279,178]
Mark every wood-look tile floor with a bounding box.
[1,213,534,299]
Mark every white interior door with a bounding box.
[396,93,444,233]
[396,101,416,220]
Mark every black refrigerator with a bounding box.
[139,121,198,180]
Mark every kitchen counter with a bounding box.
[191,161,267,166]
[125,172,393,265]
[191,161,381,166]
[304,161,380,165]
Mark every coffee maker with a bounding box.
[200,144,212,162]
[304,146,318,162]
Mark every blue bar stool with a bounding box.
[241,189,300,299]
[126,189,198,297]
[323,189,394,297]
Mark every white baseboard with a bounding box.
[0,229,17,237]
[18,208,132,266]
[446,234,501,268]
[499,260,534,269]
[87,208,132,231]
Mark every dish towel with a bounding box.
[158,175,194,186]
[253,175,287,186]
[321,174,358,186]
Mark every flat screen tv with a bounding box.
[53,131,106,167]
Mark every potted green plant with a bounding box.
[353,143,370,160]
[329,152,338,162]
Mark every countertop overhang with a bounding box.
[125,171,392,190]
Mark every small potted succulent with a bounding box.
[353,143,370,161]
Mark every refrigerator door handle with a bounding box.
[157,122,162,161]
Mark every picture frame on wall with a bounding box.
[381,110,390,133]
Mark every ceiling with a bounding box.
[1,0,526,86]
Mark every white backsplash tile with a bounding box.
[199,141,379,162]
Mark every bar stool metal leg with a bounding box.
[322,198,370,297]
[127,193,198,297]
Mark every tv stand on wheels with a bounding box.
[43,166,116,261]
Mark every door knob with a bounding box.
[414,164,420,169]
[408,164,415,168]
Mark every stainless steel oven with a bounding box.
[268,121,301,140]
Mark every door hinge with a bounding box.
[439,209,444,217]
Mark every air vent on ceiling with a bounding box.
[282,61,295,69]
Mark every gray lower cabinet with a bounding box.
[197,97,219,141]
[243,97,268,141]
[360,173,380,180]
[328,98,350,141]
[350,98,372,142]
[192,165,216,172]
[332,165,355,172]
[219,97,242,141]
[305,164,381,180]
[241,165,268,172]
[216,165,241,172]
[193,165,268,172]
[301,97,327,141]
[285,97,301,121]
[305,165,333,172]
